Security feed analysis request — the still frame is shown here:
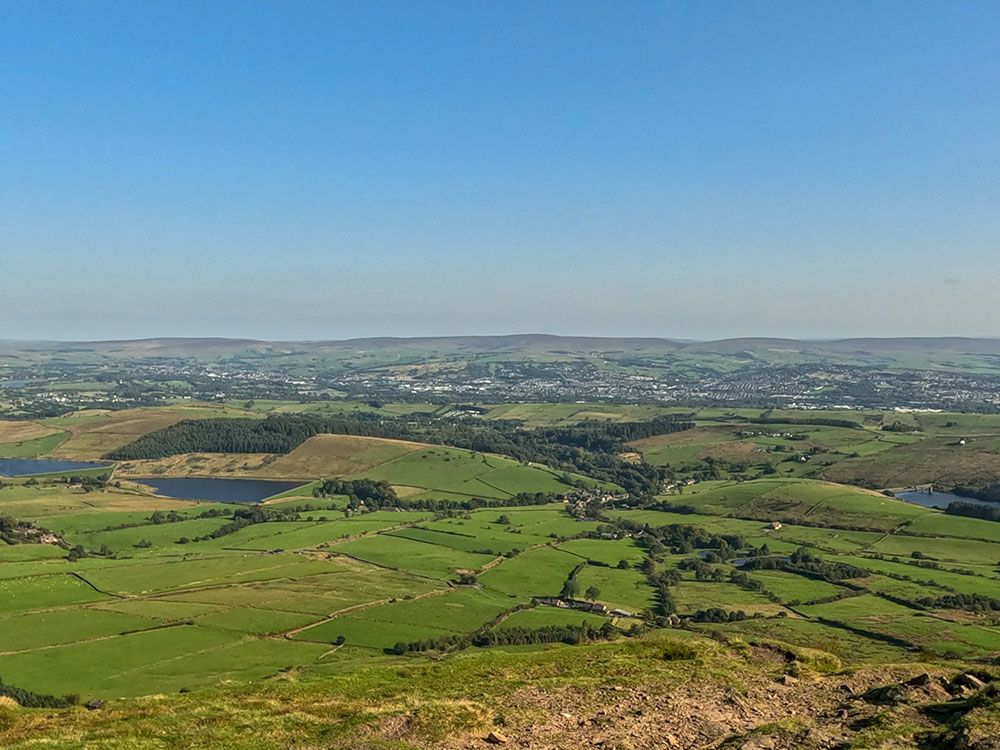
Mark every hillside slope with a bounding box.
[4,634,1000,749]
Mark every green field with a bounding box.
[574,565,658,612]
[478,546,582,597]
[348,446,595,498]
[4,402,1000,710]
[298,588,515,649]
[747,570,845,604]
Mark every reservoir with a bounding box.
[0,458,110,476]
[896,490,996,510]
[134,477,307,504]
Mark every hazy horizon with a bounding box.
[4,332,1000,346]
[3,1,998,341]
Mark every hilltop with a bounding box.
[5,334,1000,369]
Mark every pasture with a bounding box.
[3,412,1000,703]
[574,566,657,612]
[348,446,588,498]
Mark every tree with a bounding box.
[585,586,601,602]
[617,559,630,569]
[496,515,511,525]
[560,579,580,599]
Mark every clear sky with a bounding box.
[2,1,998,341]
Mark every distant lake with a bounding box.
[0,458,110,477]
[134,477,307,504]
[0,381,26,388]
[896,490,996,509]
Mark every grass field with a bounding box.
[328,533,497,579]
[297,588,514,649]
[0,430,69,458]
[670,581,778,615]
[747,570,845,604]
[0,419,65,444]
[673,478,929,531]
[557,538,647,566]
[0,574,110,613]
[265,434,429,477]
[574,565,657,612]
[819,436,1000,493]
[348,447,592,498]
[4,404,1000,707]
[478,546,581,597]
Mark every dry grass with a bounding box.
[820,436,1000,490]
[2,488,196,519]
[0,420,62,444]
[115,453,276,478]
[263,434,428,479]
[50,409,194,459]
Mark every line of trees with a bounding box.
[106,412,696,496]
[946,500,1000,522]
[390,620,622,655]
[916,593,1000,613]
[748,416,862,430]
[176,505,297,544]
[739,547,867,581]
[314,478,561,513]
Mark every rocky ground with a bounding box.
[433,649,1000,750]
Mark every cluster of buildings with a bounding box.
[535,597,633,619]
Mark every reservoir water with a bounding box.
[134,477,307,504]
[0,458,110,476]
[896,490,996,509]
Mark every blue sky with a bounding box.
[1,1,998,340]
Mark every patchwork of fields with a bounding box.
[3,403,1000,705]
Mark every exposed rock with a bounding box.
[485,731,509,744]
[955,727,1000,750]
[861,684,904,705]
[904,673,931,687]
[954,673,988,691]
